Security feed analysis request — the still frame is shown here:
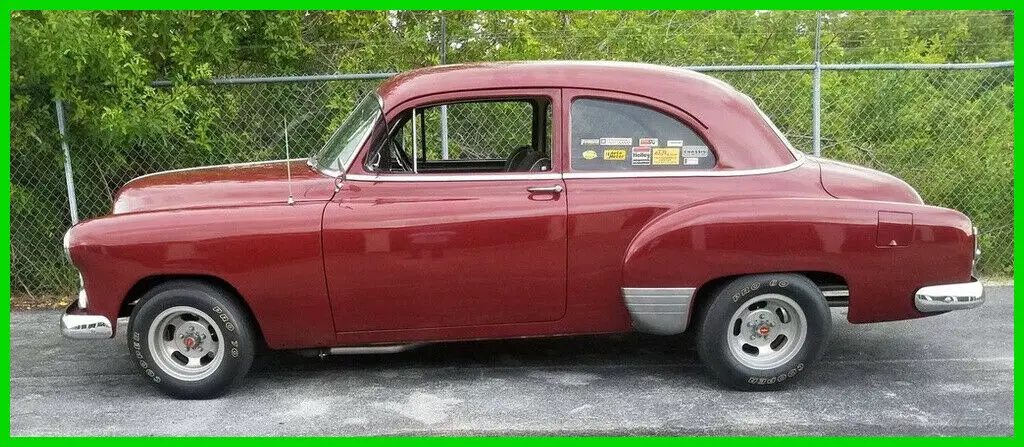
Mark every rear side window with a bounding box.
[570,98,714,171]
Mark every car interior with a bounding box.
[366,98,553,174]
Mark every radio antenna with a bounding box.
[284,118,295,205]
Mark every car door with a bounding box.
[322,88,568,336]
[558,89,723,332]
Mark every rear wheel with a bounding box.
[127,280,255,399]
[696,273,831,390]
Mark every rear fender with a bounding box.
[621,197,973,332]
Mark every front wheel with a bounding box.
[696,273,831,390]
[127,280,256,399]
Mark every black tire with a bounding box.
[127,280,256,399]
[696,273,831,391]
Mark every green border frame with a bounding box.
[3,4,1019,440]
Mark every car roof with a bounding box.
[377,61,743,108]
[374,61,798,170]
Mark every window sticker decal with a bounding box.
[652,147,681,165]
[600,137,633,146]
[631,147,652,165]
[569,98,715,172]
[681,146,710,157]
[603,149,627,161]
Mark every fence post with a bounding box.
[439,13,450,160]
[53,99,79,225]
[812,12,823,157]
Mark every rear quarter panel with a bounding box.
[622,197,974,324]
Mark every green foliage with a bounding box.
[10,10,1015,294]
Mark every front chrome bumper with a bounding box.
[914,278,985,312]
[60,303,113,339]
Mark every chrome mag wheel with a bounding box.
[147,306,225,381]
[726,293,808,370]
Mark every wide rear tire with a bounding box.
[696,273,831,390]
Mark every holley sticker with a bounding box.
[652,147,681,165]
[600,137,633,146]
[631,147,651,165]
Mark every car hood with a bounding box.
[112,160,338,214]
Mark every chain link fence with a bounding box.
[10,63,1014,296]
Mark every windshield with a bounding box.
[310,92,381,175]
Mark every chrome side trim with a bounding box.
[344,158,804,183]
[327,343,426,355]
[60,312,113,340]
[821,289,849,298]
[563,156,805,179]
[914,278,985,312]
[125,158,305,186]
[622,287,696,335]
[346,173,562,182]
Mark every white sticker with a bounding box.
[681,146,710,157]
[666,140,686,147]
[638,138,659,146]
[683,157,700,165]
[631,147,651,165]
[580,138,600,145]
[600,137,633,146]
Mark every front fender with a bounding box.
[66,202,336,349]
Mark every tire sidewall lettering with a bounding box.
[731,277,791,303]
[745,362,806,386]
[130,330,163,384]
[130,293,247,388]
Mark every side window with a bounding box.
[367,99,553,174]
[570,98,714,171]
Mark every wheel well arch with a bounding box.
[688,271,848,330]
[119,274,266,347]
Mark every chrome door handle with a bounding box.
[527,185,564,194]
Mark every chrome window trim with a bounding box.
[346,173,562,182]
[309,93,385,178]
[345,157,803,182]
[563,156,804,179]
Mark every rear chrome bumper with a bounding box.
[60,302,113,339]
[914,278,985,312]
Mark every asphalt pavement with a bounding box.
[10,286,1014,436]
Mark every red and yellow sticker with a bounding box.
[652,147,680,165]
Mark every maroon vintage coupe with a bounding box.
[61,61,984,398]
